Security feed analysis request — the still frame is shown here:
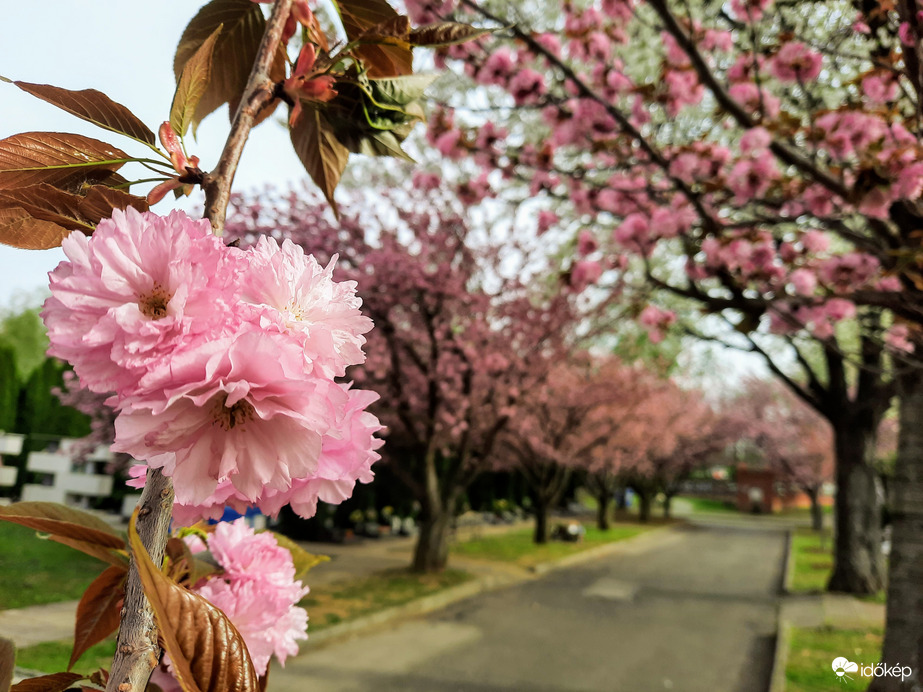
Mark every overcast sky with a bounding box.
[0,1,317,307]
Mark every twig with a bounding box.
[203,0,295,235]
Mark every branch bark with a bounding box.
[202,0,294,235]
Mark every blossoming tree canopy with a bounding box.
[0,1,486,691]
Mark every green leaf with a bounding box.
[69,566,126,671]
[174,0,284,132]
[290,109,350,214]
[0,132,129,191]
[367,74,438,107]
[129,514,260,692]
[8,81,157,146]
[0,502,125,549]
[407,22,490,47]
[171,25,223,137]
[358,131,415,160]
[270,533,330,581]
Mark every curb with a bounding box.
[308,524,680,648]
[769,613,792,692]
[781,528,795,594]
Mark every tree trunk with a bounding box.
[663,493,673,519]
[828,422,885,594]
[638,490,652,523]
[412,448,452,573]
[807,487,823,532]
[412,507,452,573]
[868,368,923,692]
[533,495,549,544]
[596,491,611,530]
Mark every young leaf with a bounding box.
[269,533,330,581]
[0,206,71,250]
[77,185,149,223]
[367,74,438,108]
[47,534,128,568]
[171,25,223,137]
[0,636,13,692]
[336,0,413,77]
[8,81,157,146]
[174,0,284,132]
[407,22,490,47]
[0,132,129,191]
[129,515,259,692]
[290,109,350,214]
[69,566,126,671]
[0,502,125,549]
[0,184,95,232]
[10,672,84,692]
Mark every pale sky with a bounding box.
[0,2,316,306]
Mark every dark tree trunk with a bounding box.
[596,491,611,530]
[868,367,923,692]
[412,506,452,572]
[638,490,652,523]
[828,422,885,594]
[663,493,674,519]
[807,487,824,532]
[411,449,452,573]
[533,495,549,544]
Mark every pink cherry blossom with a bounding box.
[770,43,823,82]
[113,329,347,504]
[42,208,239,397]
[730,0,772,22]
[240,236,372,379]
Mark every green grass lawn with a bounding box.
[789,528,836,593]
[786,625,884,692]
[15,639,116,676]
[301,568,472,630]
[451,522,651,568]
[0,521,113,609]
[681,497,737,513]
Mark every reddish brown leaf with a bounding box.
[407,22,490,47]
[0,132,128,191]
[0,636,14,692]
[290,109,349,216]
[10,672,84,691]
[337,0,413,77]
[0,184,94,231]
[47,535,128,568]
[77,185,149,223]
[0,502,125,549]
[0,206,71,250]
[69,566,126,671]
[9,81,156,146]
[174,0,284,132]
[130,516,259,692]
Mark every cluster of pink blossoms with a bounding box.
[43,209,381,523]
[150,519,309,688]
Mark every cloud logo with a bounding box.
[832,657,859,683]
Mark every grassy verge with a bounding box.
[15,639,117,676]
[680,497,737,513]
[785,625,884,692]
[0,521,112,609]
[301,568,472,630]
[789,528,836,593]
[788,528,887,603]
[451,522,652,568]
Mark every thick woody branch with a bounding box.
[203,0,294,235]
[106,469,174,692]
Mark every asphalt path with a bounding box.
[271,521,787,692]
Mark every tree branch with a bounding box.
[202,0,294,235]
